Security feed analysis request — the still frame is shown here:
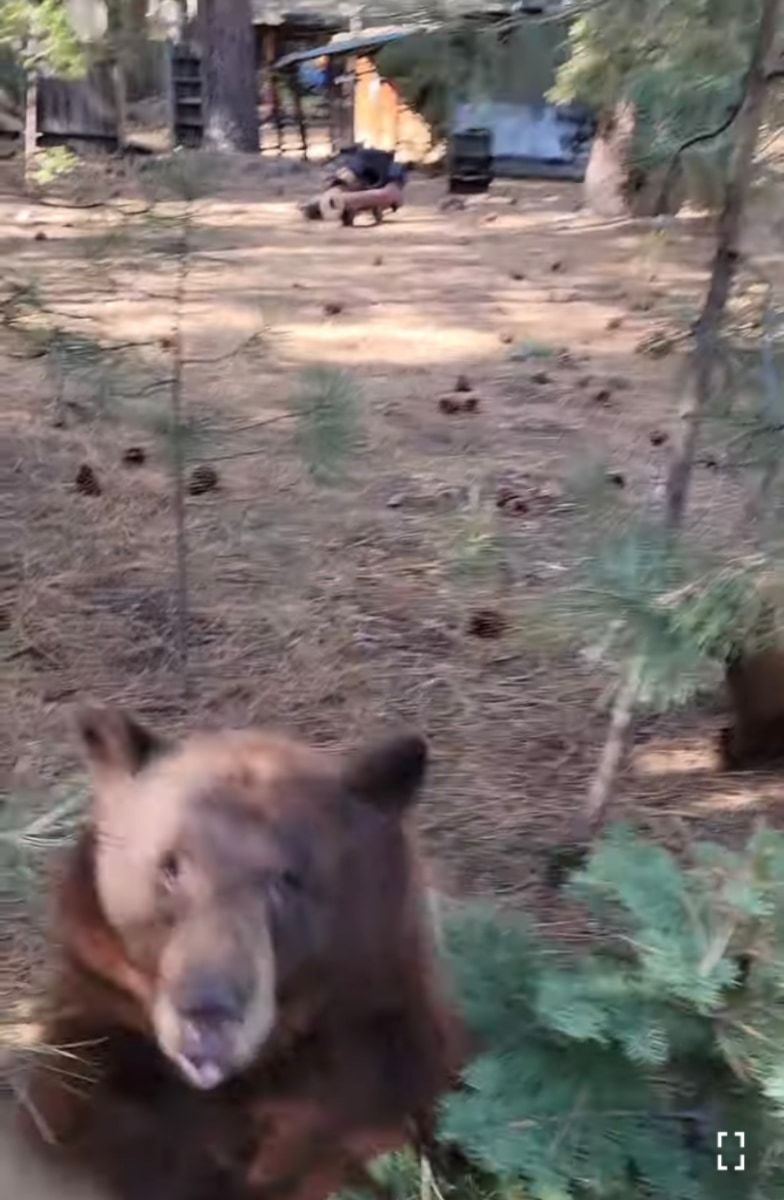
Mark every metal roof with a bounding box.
[274,27,415,70]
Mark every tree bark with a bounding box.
[665,0,782,528]
[199,0,258,153]
[23,70,38,188]
[584,103,686,219]
[571,0,783,843]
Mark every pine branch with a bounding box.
[655,94,745,215]
[182,334,263,366]
[573,0,783,844]
[293,367,361,481]
[190,415,296,462]
[579,660,643,838]
[169,211,191,701]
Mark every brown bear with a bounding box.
[719,647,784,770]
[15,705,462,1200]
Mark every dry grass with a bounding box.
[3,148,784,1026]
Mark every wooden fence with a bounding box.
[37,63,121,147]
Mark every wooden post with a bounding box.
[326,57,337,152]
[393,86,401,155]
[164,39,177,149]
[112,61,127,152]
[261,25,277,155]
[291,68,308,161]
[270,71,284,154]
[24,70,38,186]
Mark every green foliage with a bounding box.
[438,826,784,1200]
[448,486,507,584]
[712,307,784,484]
[563,520,777,708]
[28,143,78,185]
[553,310,784,709]
[291,366,361,482]
[0,789,83,921]
[0,0,83,75]
[550,0,762,174]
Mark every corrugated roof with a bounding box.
[253,0,523,25]
[274,27,415,69]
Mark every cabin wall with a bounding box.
[353,55,431,162]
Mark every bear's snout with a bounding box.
[177,1016,241,1090]
[153,911,277,1090]
[173,972,249,1089]
[177,970,248,1025]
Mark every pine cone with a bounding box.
[75,464,101,496]
[188,464,219,496]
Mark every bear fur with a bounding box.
[719,647,784,769]
[15,706,463,1200]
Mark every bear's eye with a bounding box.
[159,851,181,889]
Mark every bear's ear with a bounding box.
[76,704,166,780]
[343,733,427,812]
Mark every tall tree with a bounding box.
[199,0,258,153]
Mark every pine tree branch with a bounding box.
[655,96,745,216]
[170,211,191,701]
[577,659,642,839]
[113,378,176,399]
[182,334,262,366]
[210,414,291,436]
[573,0,783,845]
[189,426,296,464]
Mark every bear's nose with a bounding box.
[176,974,246,1026]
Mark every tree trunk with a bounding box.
[199,0,258,153]
[584,102,686,219]
[23,70,38,188]
[665,0,782,528]
[568,0,783,845]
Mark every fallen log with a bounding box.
[304,182,404,226]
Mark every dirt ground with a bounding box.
[3,150,784,995]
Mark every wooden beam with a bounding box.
[24,71,38,186]
[113,61,127,152]
[270,72,284,154]
[290,68,308,162]
[261,25,277,155]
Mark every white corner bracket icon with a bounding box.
[717,1131,746,1172]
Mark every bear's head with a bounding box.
[70,705,430,1094]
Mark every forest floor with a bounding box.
[3,149,784,1011]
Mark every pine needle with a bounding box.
[291,366,361,482]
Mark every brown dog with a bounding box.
[15,707,461,1200]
